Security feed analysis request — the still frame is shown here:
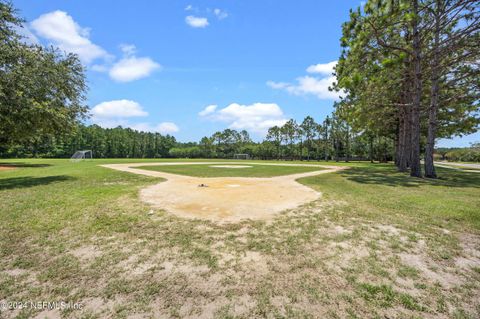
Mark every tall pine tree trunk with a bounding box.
[397,106,408,171]
[394,124,400,167]
[424,0,441,178]
[410,0,422,177]
[345,125,350,162]
[397,66,411,172]
[324,127,329,161]
[369,135,374,163]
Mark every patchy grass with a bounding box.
[137,163,326,177]
[0,158,479,318]
[299,164,480,230]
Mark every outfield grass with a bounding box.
[300,164,480,231]
[0,158,479,318]
[137,163,326,177]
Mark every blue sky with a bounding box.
[13,0,479,146]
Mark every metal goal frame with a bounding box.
[70,150,93,162]
[233,153,250,160]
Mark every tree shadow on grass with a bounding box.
[0,175,75,190]
[0,162,51,168]
[341,166,480,188]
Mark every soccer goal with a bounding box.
[233,153,250,160]
[71,150,93,162]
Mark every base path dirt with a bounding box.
[101,162,346,222]
[0,166,16,171]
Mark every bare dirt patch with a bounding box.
[101,162,345,222]
[0,165,16,171]
[70,245,102,261]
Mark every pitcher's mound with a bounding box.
[209,165,252,168]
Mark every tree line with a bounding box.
[334,0,479,178]
[2,116,396,162]
[170,115,394,162]
[1,125,176,158]
[436,143,480,162]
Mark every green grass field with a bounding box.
[0,159,479,318]
[137,163,326,177]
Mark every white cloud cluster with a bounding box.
[306,61,337,75]
[91,100,148,118]
[90,100,179,134]
[198,104,218,116]
[131,122,180,134]
[109,56,161,82]
[156,122,180,134]
[31,11,109,64]
[108,44,160,82]
[119,43,137,56]
[213,8,228,20]
[268,61,341,100]
[185,15,209,28]
[184,5,228,28]
[199,103,288,135]
[29,11,160,82]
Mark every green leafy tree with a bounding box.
[0,1,88,151]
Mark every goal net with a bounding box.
[71,150,93,162]
[233,153,250,160]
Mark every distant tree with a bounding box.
[266,126,282,160]
[281,120,298,160]
[300,116,317,160]
[199,136,214,157]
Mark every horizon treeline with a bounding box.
[334,0,479,177]
[0,114,432,162]
[1,118,478,162]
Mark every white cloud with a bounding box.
[30,10,108,64]
[199,102,288,135]
[213,8,228,20]
[90,100,178,135]
[185,15,209,28]
[306,60,337,75]
[109,56,161,82]
[91,100,148,118]
[156,122,180,134]
[185,5,193,11]
[130,122,179,134]
[266,81,289,90]
[119,43,136,56]
[268,61,341,100]
[30,12,161,80]
[198,104,218,116]
[90,64,108,72]
[269,76,339,100]
[129,122,152,132]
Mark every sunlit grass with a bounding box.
[137,163,326,177]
